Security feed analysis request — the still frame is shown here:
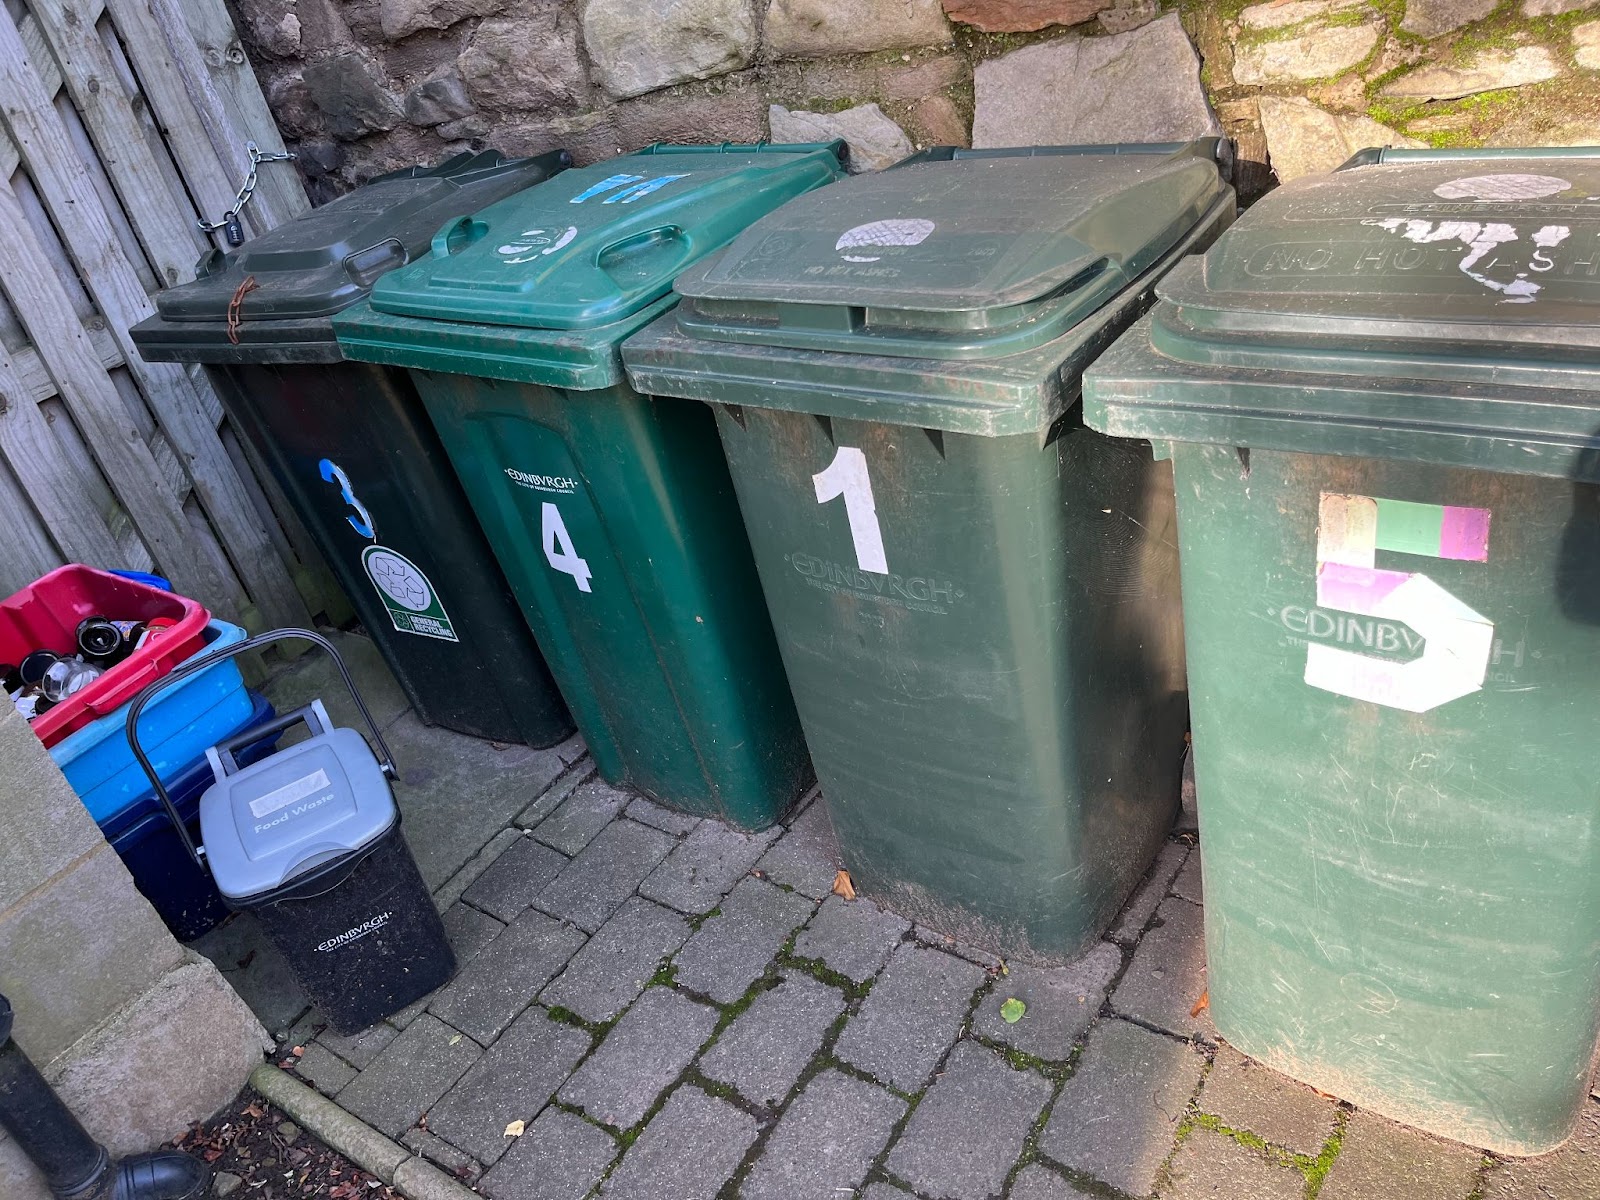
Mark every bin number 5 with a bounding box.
[542,502,593,593]
[814,447,887,574]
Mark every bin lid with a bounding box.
[621,142,1234,436]
[1083,148,1600,481]
[131,150,571,363]
[199,723,396,901]
[669,142,1229,362]
[334,143,846,388]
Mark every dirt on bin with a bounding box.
[170,1090,403,1200]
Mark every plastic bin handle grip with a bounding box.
[82,659,159,716]
[431,216,487,259]
[210,703,327,775]
[122,628,400,873]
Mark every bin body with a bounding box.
[624,143,1234,958]
[132,152,574,747]
[334,144,848,827]
[1082,149,1600,1152]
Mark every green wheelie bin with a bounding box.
[132,151,575,748]
[623,142,1235,961]
[332,144,846,829]
[1082,148,1600,1154]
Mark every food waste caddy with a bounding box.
[131,152,574,747]
[333,143,847,829]
[623,142,1234,959]
[1082,147,1600,1154]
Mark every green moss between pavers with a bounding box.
[1303,1109,1349,1198]
[776,952,877,1001]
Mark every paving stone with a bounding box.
[598,1086,759,1200]
[1009,1164,1094,1200]
[390,902,506,1029]
[515,760,597,829]
[1110,843,1189,944]
[1199,1045,1337,1156]
[429,909,588,1044]
[401,1129,482,1186]
[317,1019,400,1069]
[1325,1110,1494,1200]
[337,1014,481,1138]
[1382,46,1561,103]
[972,942,1121,1062]
[754,798,840,898]
[190,913,308,1036]
[558,988,719,1129]
[1038,1018,1205,1196]
[462,835,570,922]
[530,779,631,855]
[640,821,781,914]
[861,1187,915,1200]
[886,1039,1053,1200]
[793,895,910,985]
[698,971,846,1107]
[836,944,987,1092]
[1482,1101,1600,1197]
[1166,1127,1308,1199]
[1233,18,1381,86]
[912,925,1004,970]
[291,1044,355,1097]
[428,1007,590,1166]
[480,1107,617,1200]
[435,827,523,912]
[626,795,701,835]
[536,818,677,933]
[673,876,816,1004]
[1111,898,1214,1041]
[742,1070,907,1200]
[1171,849,1203,904]
[540,897,691,1024]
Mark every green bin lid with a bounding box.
[333,143,847,388]
[131,150,571,364]
[622,142,1235,436]
[1082,147,1600,481]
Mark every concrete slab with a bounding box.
[261,629,410,733]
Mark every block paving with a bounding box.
[213,640,1599,1200]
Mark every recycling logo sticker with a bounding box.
[361,546,459,643]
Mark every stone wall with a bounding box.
[235,0,1600,206]
[0,703,271,1199]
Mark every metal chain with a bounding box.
[197,141,296,243]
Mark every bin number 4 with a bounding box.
[542,502,593,593]
[814,447,887,574]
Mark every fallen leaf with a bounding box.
[291,1045,305,1057]
[448,1034,462,1046]
[1190,989,1209,1018]
[1000,997,1026,1024]
[832,869,856,900]
[504,1119,526,1138]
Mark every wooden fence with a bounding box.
[0,0,331,629]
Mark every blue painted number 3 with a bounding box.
[319,459,375,541]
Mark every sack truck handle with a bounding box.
[123,629,399,872]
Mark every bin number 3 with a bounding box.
[542,502,593,593]
[814,447,887,574]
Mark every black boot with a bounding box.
[0,994,211,1200]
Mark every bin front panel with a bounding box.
[215,360,572,746]
[714,404,1187,959]
[411,368,811,826]
[1171,440,1600,1154]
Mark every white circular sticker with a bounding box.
[1433,173,1571,202]
[365,551,433,611]
[835,218,936,263]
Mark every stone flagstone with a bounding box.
[1383,47,1562,102]
[335,1014,481,1139]
[479,1107,617,1200]
[673,876,817,1004]
[793,895,910,984]
[886,1039,1053,1200]
[539,897,691,1024]
[639,820,780,915]
[581,0,756,99]
[972,941,1121,1061]
[942,0,1105,33]
[698,972,846,1107]
[769,104,913,173]
[1233,18,1380,86]
[766,0,950,57]
[1165,1128,1307,1200]
[557,988,719,1130]
[741,1070,907,1200]
[1402,0,1497,36]
[1039,1018,1205,1196]
[428,909,587,1045]
[1199,1045,1337,1156]
[835,943,988,1092]
[1258,96,1422,184]
[598,1086,758,1200]
[1321,1110,1485,1200]
[973,15,1219,149]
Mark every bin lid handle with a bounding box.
[431,216,488,260]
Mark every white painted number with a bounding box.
[813,447,887,574]
[541,502,593,593]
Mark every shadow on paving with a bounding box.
[195,650,1598,1199]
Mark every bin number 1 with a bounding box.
[814,447,887,574]
[542,502,593,593]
